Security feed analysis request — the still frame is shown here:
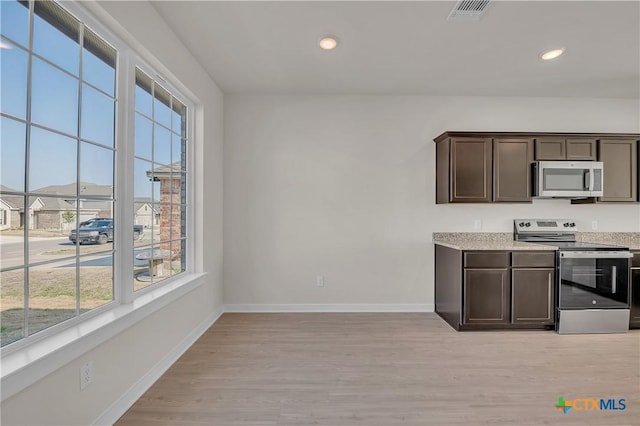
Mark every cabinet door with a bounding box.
[511,269,554,324]
[535,138,565,160]
[450,138,492,203]
[463,269,509,324]
[493,138,533,202]
[566,138,597,161]
[599,139,638,202]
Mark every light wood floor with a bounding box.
[116,313,640,426]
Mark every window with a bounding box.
[0,0,191,348]
[133,69,188,291]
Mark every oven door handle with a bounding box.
[560,251,633,259]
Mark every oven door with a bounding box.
[558,251,631,309]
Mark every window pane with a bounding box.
[1,1,29,47]
[31,58,79,136]
[134,158,154,200]
[0,268,25,347]
[153,84,171,128]
[79,251,113,311]
[29,126,77,194]
[73,208,114,256]
[178,173,187,205]
[180,204,187,239]
[80,143,114,196]
[0,216,25,268]
[82,29,116,96]
[169,240,185,277]
[154,124,171,165]
[28,262,77,335]
[171,101,185,136]
[1,117,26,191]
[133,244,150,291]
[1,41,28,119]
[151,170,162,204]
[171,133,182,166]
[27,196,74,263]
[135,69,153,117]
[81,84,115,147]
[32,0,80,76]
[158,202,172,242]
[134,113,152,160]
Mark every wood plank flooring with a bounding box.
[116,313,640,426]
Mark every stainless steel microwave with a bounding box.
[533,161,604,198]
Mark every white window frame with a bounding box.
[0,0,202,399]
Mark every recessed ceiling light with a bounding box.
[540,48,565,61]
[319,36,338,51]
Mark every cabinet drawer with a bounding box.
[632,252,640,268]
[464,252,510,268]
[512,252,555,268]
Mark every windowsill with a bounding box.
[0,272,207,401]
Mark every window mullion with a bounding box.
[114,49,135,304]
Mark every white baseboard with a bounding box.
[223,304,434,313]
[94,308,223,426]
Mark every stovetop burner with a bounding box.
[513,219,628,251]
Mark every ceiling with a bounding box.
[151,1,640,98]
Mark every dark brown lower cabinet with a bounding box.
[463,269,510,324]
[630,251,640,329]
[511,269,554,325]
[435,247,556,330]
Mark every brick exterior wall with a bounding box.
[35,211,62,230]
[10,211,21,228]
[159,177,183,264]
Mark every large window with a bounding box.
[133,69,188,290]
[0,0,191,348]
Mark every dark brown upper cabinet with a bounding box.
[599,139,638,202]
[493,138,533,202]
[535,137,596,160]
[434,132,639,204]
[436,137,492,203]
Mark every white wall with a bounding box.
[0,1,224,425]
[224,95,640,307]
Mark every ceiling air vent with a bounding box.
[447,0,491,21]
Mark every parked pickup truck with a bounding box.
[69,218,144,244]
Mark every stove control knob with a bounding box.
[525,222,531,227]
[519,222,526,227]
[570,223,576,227]
[563,223,569,227]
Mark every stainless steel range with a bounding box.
[514,219,632,334]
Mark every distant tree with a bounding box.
[62,209,75,228]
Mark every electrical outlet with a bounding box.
[473,219,482,230]
[80,361,94,390]
[591,220,598,230]
[316,275,324,287]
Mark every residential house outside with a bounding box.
[134,199,159,229]
[0,183,112,231]
[0,188,23,231]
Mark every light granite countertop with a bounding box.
[433,232,640,251]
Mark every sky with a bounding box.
[0,0,183,201]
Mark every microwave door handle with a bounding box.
[584,170,591,190]
[589,169,595,192]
